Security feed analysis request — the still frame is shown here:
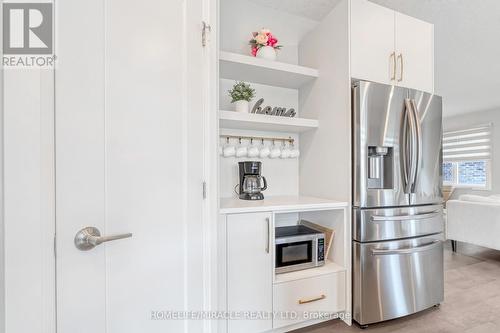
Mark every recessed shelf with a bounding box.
[219,51,319,89]
[219,110,318,133]
[274,260,346,284]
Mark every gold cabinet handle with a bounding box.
[390,52,396,81]
[397,53,403,82]
[298,294,326,304]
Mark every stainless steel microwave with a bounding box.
[275,225,325,274]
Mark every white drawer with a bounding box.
[273,272,346,329]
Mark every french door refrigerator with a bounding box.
[352,80,444,326]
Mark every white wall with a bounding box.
[298,0,351,202]
[220,0,318,64]
[443,109,500,197]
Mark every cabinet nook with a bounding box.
[214,0,435,332]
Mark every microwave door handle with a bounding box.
[371,240,441,255]
[410,99,422,192]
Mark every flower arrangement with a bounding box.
[249,28,282,57]
[228,81,255,103]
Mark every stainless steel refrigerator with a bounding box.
[352,80,444,327]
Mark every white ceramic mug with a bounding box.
[222,138,236,158]
[235,139,248,158]
[247,139,260,158]
[289,143,300,158]
[289,147,300,158]
[280,145,291,159]
[223,144,236,157]
[269,142,281,159]
[259,143,270,158]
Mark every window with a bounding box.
[443,125,493,189]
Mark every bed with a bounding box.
[447,194,500,252]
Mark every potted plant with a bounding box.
[249,28,282,60]
[228,81,255,113]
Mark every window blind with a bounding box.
[443,124,492,161]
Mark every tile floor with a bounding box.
[296,241,500,333]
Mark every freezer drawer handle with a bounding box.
[298,294,326,304]
[371,211,440,222]
[371,240,441,256]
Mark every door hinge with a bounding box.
[202,21,211,47]
[202,181,207,199]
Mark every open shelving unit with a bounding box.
[219,51,319,89]
[219,110,319,133]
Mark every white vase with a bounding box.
[234,100,249,113]
[257,46,277,61]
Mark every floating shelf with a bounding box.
[274,261,346,284]
[219,110,318,133]
[219,51,319,89]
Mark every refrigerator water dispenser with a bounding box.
[367,146,393,189]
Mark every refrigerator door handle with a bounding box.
[371,211,441,221]
[403,99,417,193]
[401,101,409,193]
[410,99,423,192]
[371,240,441,256]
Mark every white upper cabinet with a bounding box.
[395,12,434,93]
[350,0,395,85]
[226,212,273,333]
[350,0,434,93]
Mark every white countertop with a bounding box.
[220,195,348,214]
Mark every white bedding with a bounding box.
[447,198,500,251]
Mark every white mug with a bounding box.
[280,146,291,159]
[259,145,270,158]
[289,147,300,158]
[235,139,247,158]
[223,143,236,157]
[248,144,259,158]
[269,143,281,159]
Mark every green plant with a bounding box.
[228,81,255,103]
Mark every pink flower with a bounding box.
[251,46,258,57]
[267,34,278,47]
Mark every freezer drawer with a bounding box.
[353,235,444,326]
[353,205,444,242]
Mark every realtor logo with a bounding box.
[3,2,53,55]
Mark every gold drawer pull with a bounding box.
[298,294,326,305]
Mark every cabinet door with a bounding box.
[395,12,434,93]
[350,0,395,85]
[227,212,273,333]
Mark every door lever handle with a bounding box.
[74,226,132,251]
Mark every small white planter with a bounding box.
[234,100,249,113]
[257,46,277,61]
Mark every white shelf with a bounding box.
[219,196,348,215]
[274,261,346,284]
[219,110,318,133]
[219,51,319,89]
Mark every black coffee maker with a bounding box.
[238,161,267,200]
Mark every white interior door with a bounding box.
[350,0,395,85]
[55,0,208,332]
[395,12,434,93]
